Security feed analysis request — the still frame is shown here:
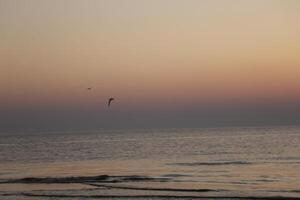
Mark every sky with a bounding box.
[1,0,300,132]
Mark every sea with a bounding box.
[1,126,300,200]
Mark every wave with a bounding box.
[169,161,251,166]
[0,175,171,184]
[1,174,218,193]
[3,192,300,199]
[162,174,192,177]
[86,182,218,192]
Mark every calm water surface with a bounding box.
[1,127,300,199]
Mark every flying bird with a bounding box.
[87,87,92,90]
[108,98,115,107]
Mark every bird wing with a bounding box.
[108,98,114,106]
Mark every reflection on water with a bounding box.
[1,127,300,199]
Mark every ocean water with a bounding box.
[1,126,300,199]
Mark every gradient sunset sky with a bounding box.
[1,0,300,132]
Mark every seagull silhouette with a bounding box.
[108,98,115,107]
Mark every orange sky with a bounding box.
[1,0,300,111]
